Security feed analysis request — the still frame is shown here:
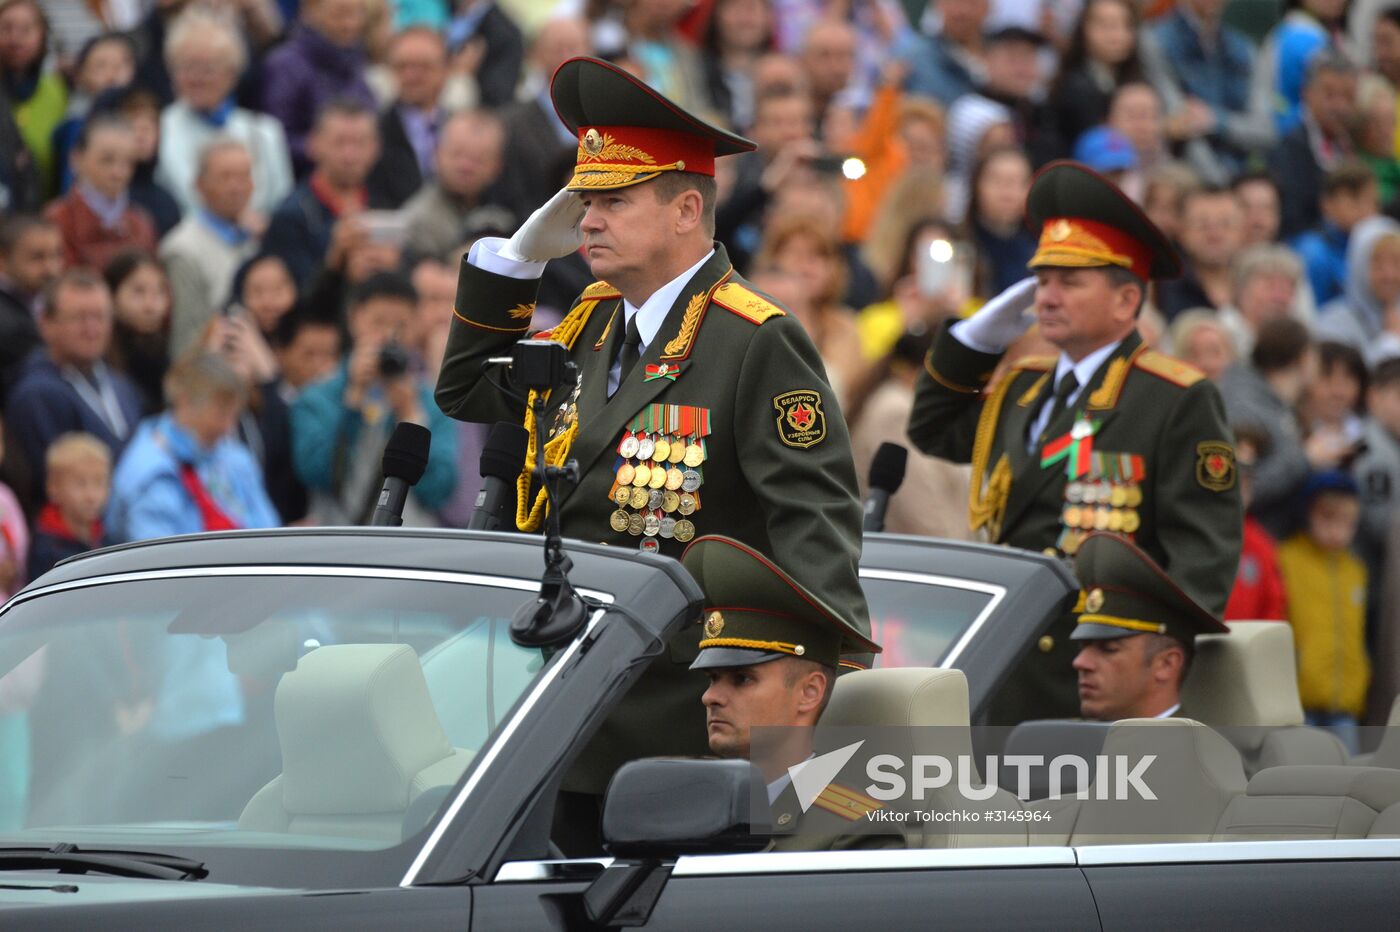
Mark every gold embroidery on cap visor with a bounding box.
[567,129,686,190]
[1029,219,1136,272]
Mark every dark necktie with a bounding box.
[611,314,642,397]
[1037,371,1079,444]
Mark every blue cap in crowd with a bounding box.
[1072,127,1139,174]
[1302,469,1360,504]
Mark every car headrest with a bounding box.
[1180,621,1305,731]
[1100,718,1246,798]
[1245,765,1400,812]
[824,667,973,763]
[274,644,454,815]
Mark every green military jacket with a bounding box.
[436,244,871,788]
[907,326,1243,723]
[767,780,909,852]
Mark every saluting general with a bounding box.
[436,57,870,789]
[908,161,1243,725]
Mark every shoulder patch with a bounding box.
[711,281,787,324]
[581,280,621,300]
[1135,350,1205,388]
[811,783,882,821]
[1011,354,1056,373]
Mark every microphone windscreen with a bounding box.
[381,422,432,484]
[869,442,908,494]
[480,421,530,480]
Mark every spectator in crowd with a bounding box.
[701,0,774,131]
[366,27,449,209]
[1299,340,1367,457]
[861,166,948,292]
[161,138,260,354]
[158,8,294,219]
[1221,317,1321,538]
[801,19,857,130]
[1140,160,1200,246]
[271,309,340,406]
[1277,469,1369,752]
[0,414,24,598]
[1373,5,1400,98]
[1293,159,1380,306]
[1167,310,1236,383]
[232,253,298,346]
[857,216,967,359]
[108,351,278,541]
[1155,185,1246,320]
[261,99,385,291]
[1223,426,1288,621]
[0,86,38,213]
[1144,0,1274,182]
[0,0,66,197]
[1047,0,1144,152]
[1072,125,1139,188]
[27,431,109,579]
[0,215,62,397]
[1261,0,1349,135]
[291,272,455,526]
[408,256,456,385]
[1217,243,1306,356]
[1355,73,1400,205]
[501,15,590,219]
[108,86,182,238]
[898,0,988,107]
[966,146,1035,295]
[1232,170,1283,246]
[620,0,707,114]
[754,216,867,409]
[401,108,508,260]
[103,250,171,415]
[1107,82,1170,178]
[52,33,137,194]
[1354,357,1400,635]
[261,0,376,175]
[44,114,158,271]
[6,270,142,504]
[969,25,1058,166]
[443,0,522,110]
[1315,215,1400,352]
[942,95,1014,223]
[1269,52,1359,240]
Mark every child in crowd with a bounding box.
[44,114,157,271]
[1277,471,1370,752]
[53,34,137,194]
[1292,161,1380,306]
[27,432,110,580]
[1224,427,1287,621]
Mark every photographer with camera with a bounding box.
[291,272,457,526]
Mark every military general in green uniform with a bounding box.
[435,57,871,788]
[907,161,1242,724]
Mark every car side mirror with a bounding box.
[601,757,770,859]
[584,759,768,927]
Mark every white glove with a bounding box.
[952,276,1039,353]
[500,188,587,263]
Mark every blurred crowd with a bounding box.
[1,0,1400,730]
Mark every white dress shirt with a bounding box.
[467,238,716,395]
[1024,341,1123,451]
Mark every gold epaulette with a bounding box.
[581,280,622,300]
[711,281,786,325]
[1134,350,1204,388]
[1012,354,1056,372]
[811,783,882,821]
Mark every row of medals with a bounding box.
[1060,480,1143,535]
[609,432,705,547]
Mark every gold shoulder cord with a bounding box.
[515,299,600,531]
[968,374,1017,538]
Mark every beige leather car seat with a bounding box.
[1362,696,1400,769]
[239,644,474,844]
[1068,719,1246,845]
[1181,622,1347,774]
[1214,766,1400,840]
[825,668,1029,848]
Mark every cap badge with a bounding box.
[704,611,725,638]
[1084,588,1105,613]
[583,128,604,157]
[1049,219,1073,242]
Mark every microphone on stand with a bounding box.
[862,442,908,532]
[469,422,530,531]
[370,422,432,527]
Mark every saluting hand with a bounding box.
[955,276,1039,352]
[501,188,587,263]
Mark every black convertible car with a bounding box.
[0,527,1398,929]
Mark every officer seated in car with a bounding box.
[682,534,902,851]
[1071,531,1229,721]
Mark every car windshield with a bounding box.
[0,571,547,856]
[861,574,998,667]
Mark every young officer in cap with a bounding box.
[907,161,1242,724]
[1070,531,1230,721]
[684,535,899,852]
[436,57,870,792]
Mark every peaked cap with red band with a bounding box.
[681,534,880,671]
[1026,160,1181,281]
[551,56,756,191]
[1071,532,1228,642]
